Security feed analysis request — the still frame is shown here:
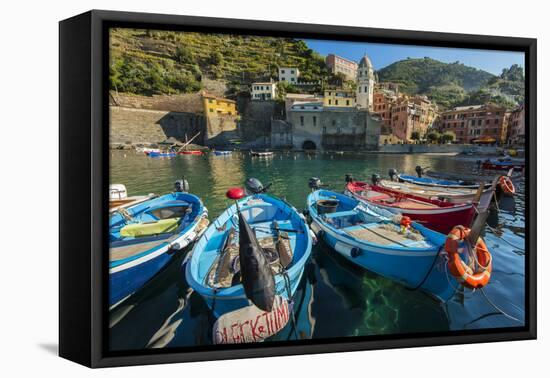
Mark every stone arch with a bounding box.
[302,140,317,150]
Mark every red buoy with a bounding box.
[226,187,245,200]
[400,216,412,228]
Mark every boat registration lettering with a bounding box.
[213,296,289,344]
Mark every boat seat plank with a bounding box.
[395,201,438,209]
[324,210,357,218]
[344,224,431,248]
[110,234,179,262]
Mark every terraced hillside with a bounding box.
[109,28,329,96]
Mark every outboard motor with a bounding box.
[388,168,398,181]
[415,165,423,178]
[308,177,323,190]
[371,174,381,186]
[245,177,265,195]
[174,178,189,193]
[476,160,482,171]
[345,174,354,183]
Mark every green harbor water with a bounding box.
[109,150,526,350]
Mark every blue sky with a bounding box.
[304,39,524,75]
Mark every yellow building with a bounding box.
[323,89,356,108]
[202,93,237,116]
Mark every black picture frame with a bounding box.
[59,9,537,368]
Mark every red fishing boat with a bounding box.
[345,180,475,234]
[177,150,203,155]
[480,159,525,171]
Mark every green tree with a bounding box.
[439,131,456,144]
[411,131,421,143]
[426,131,440,144]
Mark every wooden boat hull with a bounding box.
[345,182,475,234]
[109,192,208,308]
[482,161,525,171]
[379,180,493,212]
[186,194,313,319]
[398,174,491,189]
[148,151,176,158]
[425,169,523,182]
[307,190,457,302]
[213,151,232,156]
[251,151,274,157]
[178,150,203,155]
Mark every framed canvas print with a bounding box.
[59,10,536,368]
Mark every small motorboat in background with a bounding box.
[109,179,209,308]
[213,150,232,156]
[344,175,475,234]
[147,151,177,158]
[178,150,203,155]
[250,150,274,157]
[480,158,525,171]
[136,147,160,154]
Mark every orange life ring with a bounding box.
[444,226,492,289]
[499,176,515,195]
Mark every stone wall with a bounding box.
[271,120,293,148]
[237,97,285,142]
[110,92,203,113]
[109,106,205,144]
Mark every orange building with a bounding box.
[390,96,437,142]
[439,104,509,144]
[372,91,396,135]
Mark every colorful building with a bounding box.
[323,89,356,108]
[507,104,525,145]
[373,90,397,135]
[325,54,358,81]
[251,82,277,101]
[201,92,239,145]
[438,104,509,144]
[278,67,300,83]
[390,96,437,142]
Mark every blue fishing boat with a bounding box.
[186,179,313,322]
[213,150,232,156]
[109,181,208,308]
[147,151,177,158]
[397,173,490,189]
[307,186,464,302]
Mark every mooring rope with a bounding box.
[479,288,523,323]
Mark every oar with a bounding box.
[252,225,304,234]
